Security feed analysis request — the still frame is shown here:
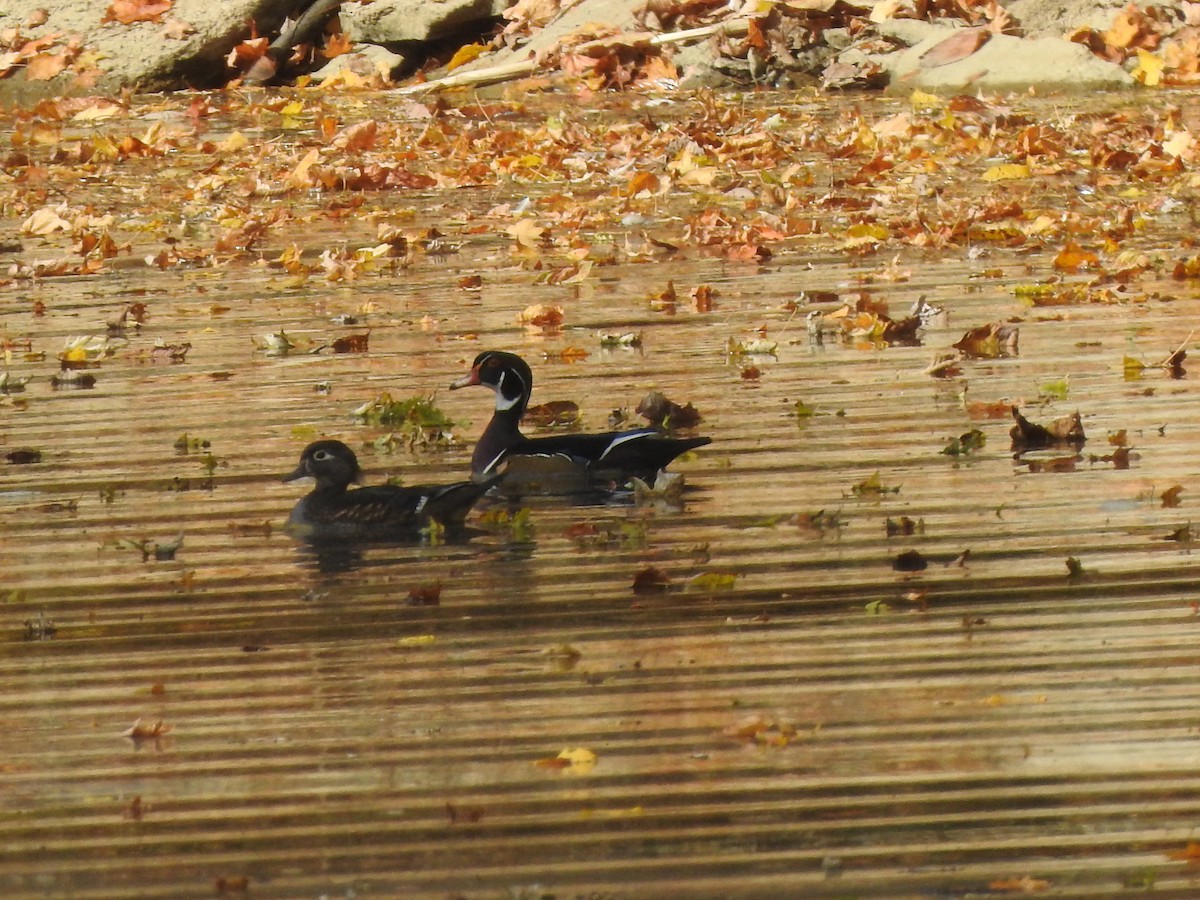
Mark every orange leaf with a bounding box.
[323,31,353,59]
[1053,241,1100,273]
[25,51,68,82]
[102,0,173,26]
[447,43,487,72]
[1166,840,1200,863]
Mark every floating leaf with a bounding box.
[398,634,436,646]
[535,747,596,774]
[632,566,672,594]
[893,550,927,572]
[523,400,580,428]
[953,322,1019,359]
[981,163,1030,182]
[942,429,986,456]
[686,572,738,593]
[519,304,564,328]
[636,391,702,429]
[1010,407,1085,452]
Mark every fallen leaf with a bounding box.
[535,747,596,774]
[102,0,174,26]
[632,566,671,594]
[518,304,564,327]
[920,28,990,68]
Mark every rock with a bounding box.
[340,0,511,45]
[1006,0,1160,37]
[0,0,295,102]
[872,21,1133,93]
[311,44,409,83]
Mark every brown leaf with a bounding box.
[953,322,1019,359]
[518,304,564,328]
[636,391,702,429]
[523,400,580,428]
[122,718,171,740]
[406,582,442,606]
[331,332,370,354]
[1162,485,1184,508]
[919,28,991,68]
[893,549,927,572]
[632,566,671,594]
[1010,407,1086,452]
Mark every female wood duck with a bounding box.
[449,351,710,489]
[284,440,498,540]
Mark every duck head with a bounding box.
[284,440,362,491]
[449,350,532,417]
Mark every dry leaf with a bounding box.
[919,28,990,68]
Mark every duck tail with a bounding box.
[425,473,504,528]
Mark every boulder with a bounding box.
[873,20,1133,93]
[0,0,296,103]
[339,0,511,46]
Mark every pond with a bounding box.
[3,85,1200,897]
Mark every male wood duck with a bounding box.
[449,351,710,489]
[284,440,498,540]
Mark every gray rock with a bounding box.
[872,21,1133,93]
[340,0,511,46]
[0,0,296,100]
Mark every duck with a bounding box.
[284,440,499,540]
[449,350,710,489]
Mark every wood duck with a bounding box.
[449,351,710,489]
[284,440,498,540]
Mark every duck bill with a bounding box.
[282,462,308,483]
[449,365,481,390]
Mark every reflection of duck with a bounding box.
[449,351,710,488]
[284,440,498,540]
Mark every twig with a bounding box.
[397,17,755,96]
[1157,328,1194,368]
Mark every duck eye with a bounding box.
[313,450,332,461]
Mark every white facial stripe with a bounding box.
[494,368,526,411]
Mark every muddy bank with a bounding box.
[3,0,1196,103]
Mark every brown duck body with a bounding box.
[284,440,498,540]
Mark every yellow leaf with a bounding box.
[398,634,436,646]
[1162,129,1194,159]
[1132,49,1164,87]
[446,43,487,72]
[72,103,122,122]
[845,223,889,240]
[286,147,320,188]
[1123,355,1146,380]
[909,90,944,110]
[280,100,304,116]
[218,131,248,152]
[981,163,1030,182]
[508,218,546,249]
[556,747,596,774]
